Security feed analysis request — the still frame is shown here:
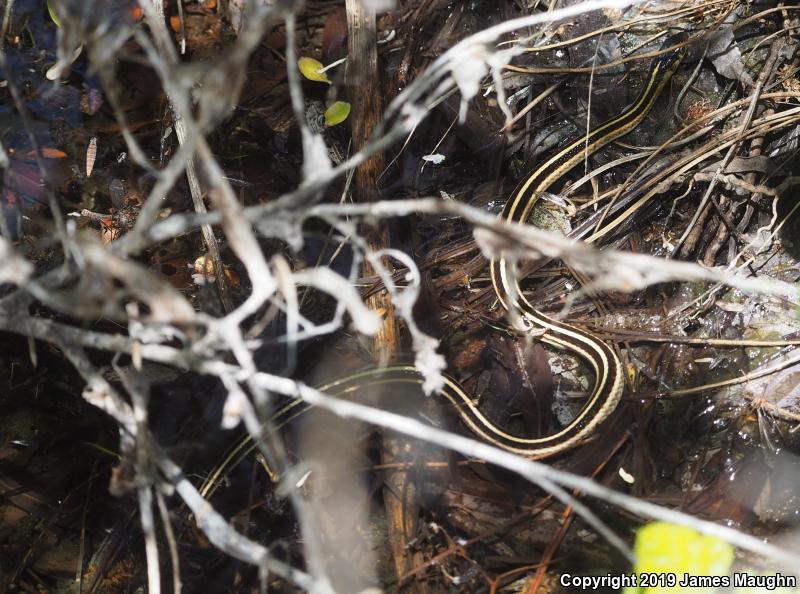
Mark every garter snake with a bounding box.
[201,36,685,497]
[485,35,686,456]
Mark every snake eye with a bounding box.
[513,315,533,332]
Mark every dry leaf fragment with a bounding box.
[322,8,347,56]
[422,153,445,164]
[42,147,67,159]
[192,255,239,287]
[86,137,97,177]
[20,147,66,159]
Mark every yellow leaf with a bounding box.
[324,101,351,126]
[298,57,331,84]
[624,522,734,594]
[47,0,61,27]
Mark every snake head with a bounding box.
[657,32,689,76]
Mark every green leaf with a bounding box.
[298,57,331,84]
[47,0,61,27]
[624,522,734,594]
[324,101,351,126]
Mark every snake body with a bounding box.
[477,38,685,456]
